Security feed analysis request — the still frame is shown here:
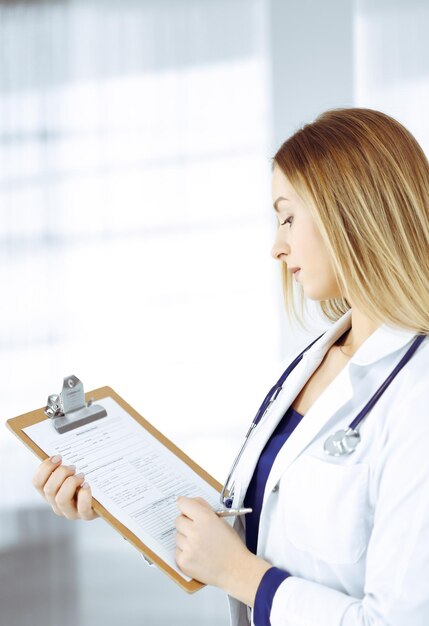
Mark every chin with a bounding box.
[298,275,341,301]
[303,287,340,301]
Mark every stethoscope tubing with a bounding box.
[221,329,427,507]
[251,332,324,430]
[348,333,426,430]
[219,332,324,506]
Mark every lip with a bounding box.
[288,267,301,274]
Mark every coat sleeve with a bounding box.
[265,377,429,626]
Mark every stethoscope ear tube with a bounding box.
[220,332,324,507]
[221,331,427,507]
[346,334,426,432]
[322,333,426,456]
[219,426,255,508]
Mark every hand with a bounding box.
[175,496,246,587]
[32,455,98,521]
[175,497,271,605]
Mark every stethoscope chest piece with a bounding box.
[324,427,361,457]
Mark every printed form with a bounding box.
[23,396,221,580]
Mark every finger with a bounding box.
[175,514,193,535]
[193,497,212,509]
[175,530,188,551]
[175,548,184,569]
[55,473,86,520]
[175,548,188,574]
[176,496,213,520]
[43,464,78,510]
[76,483,99,521]
[175,547,193,578]
[32,455,63,496]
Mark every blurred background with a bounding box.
[1,0,428,624]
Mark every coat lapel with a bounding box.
[262,317,419,498]
[263,364,353,496]
[231,309,421,563]
[231,310,353,508]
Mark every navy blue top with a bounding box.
[244,404,304,554]
[243,404,304,625]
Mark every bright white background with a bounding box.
[0,1,428,625]
[0,1,279,510]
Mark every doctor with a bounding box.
[32,108,429,626]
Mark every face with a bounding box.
[271,165,342,301]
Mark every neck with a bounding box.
[338,305,381,356]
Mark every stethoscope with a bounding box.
[220,330,426,509]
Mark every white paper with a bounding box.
[23,396,221,580]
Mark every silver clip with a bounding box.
[45,375,107,434]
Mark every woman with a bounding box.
[32,108,429,626]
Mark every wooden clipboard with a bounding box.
[6,385,223,593]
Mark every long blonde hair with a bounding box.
[273,107,429,333]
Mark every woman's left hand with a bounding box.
[175,496,251,589]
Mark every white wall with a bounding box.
[355,0,429,154]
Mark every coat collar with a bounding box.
[305,308,417,368]
[231,309,419,508]
[351,321,417,366]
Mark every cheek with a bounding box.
[307,227,331,266]
[299,227,328,265]
[299,230,339,297]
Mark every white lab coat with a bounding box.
[228,308,429,626]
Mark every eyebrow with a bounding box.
[273,196,290,212]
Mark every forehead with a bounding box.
[271,165,301,204]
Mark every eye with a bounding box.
[280,216,293,227]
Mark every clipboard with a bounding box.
[6,380,223,593]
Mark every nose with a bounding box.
[271,228,290,261]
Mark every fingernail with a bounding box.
[81,482,90,489]
[66,465,76,472]
[75,473,85,480]
[51,455,62,464]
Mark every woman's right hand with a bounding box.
[32,455,99,521]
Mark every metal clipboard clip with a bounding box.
[44,375,107,434]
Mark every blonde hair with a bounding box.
[273,107,429,334]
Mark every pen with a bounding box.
[215,507,253,518]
